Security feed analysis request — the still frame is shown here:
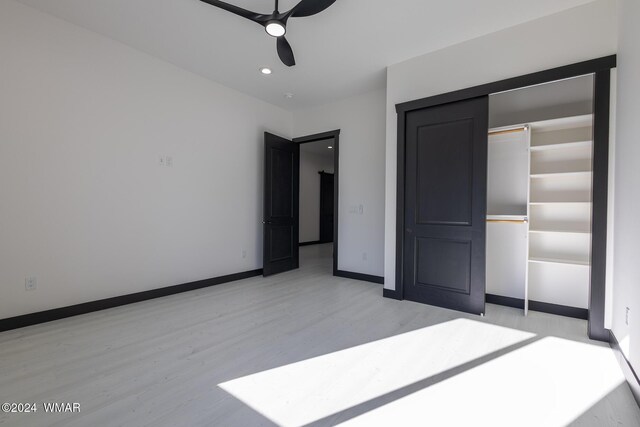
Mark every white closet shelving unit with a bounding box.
[527,114,593,310]
[486,114,594,315]
[486,126,530,313]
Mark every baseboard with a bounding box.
[383,288,402,300]
[299,240,323,247]
[486,294,588,320]
[528,300,588,320]
[335,270,384,284]
[610,330,640,406]
[486,294,524,309]
[0,269,263,333]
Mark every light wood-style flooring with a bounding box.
[1,244,638,426]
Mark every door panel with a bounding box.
[264,133,299,276]
[415,237,471,294]
[403,97,488,315]
[416,120,473,225]
[270,148,294,218]
[269,226,294,262]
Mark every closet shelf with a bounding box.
[530,171,592,178]
[529,114,593,132]
[528,257,590,267]
[530,140,592,152]
[530,201,591,206]
[529,229,591,235]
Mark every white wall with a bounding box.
[294,89,386,277]
[384,0,618,290]
[299,148,334,243]
[611,0,640,372]
[0,0,292,319]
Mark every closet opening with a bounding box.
[393,56,615,341]
[486,75,596,319]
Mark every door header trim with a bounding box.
[396,55,616,114]
[293,129,341,144]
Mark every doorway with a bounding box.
[295,131,340,274]
[263,130,340,277]
[299,140,335,244]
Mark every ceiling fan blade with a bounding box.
[290,0,336,18]
[199,0,269,24]
[276,37,296,67]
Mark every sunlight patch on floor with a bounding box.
[339,337,625,427]
[219,318,535,427]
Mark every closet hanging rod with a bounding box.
[488,125,529,137]
[486,219,528,224]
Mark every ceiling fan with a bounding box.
[199,0,337,67]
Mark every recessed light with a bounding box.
[260,67,272,75]
[328,146,333,149]
[284,92,294,99]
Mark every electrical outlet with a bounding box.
[25,277,37,291]
[626,307,631,326]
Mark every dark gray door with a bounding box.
[263,132,299,276]
[403,97,488,315]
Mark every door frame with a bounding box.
[393,55,616,341]
[293,130,341,275]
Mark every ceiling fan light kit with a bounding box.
[265,21,286,37]
[199,0,337,67]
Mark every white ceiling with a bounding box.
[16,0,596,110]
[300,138,334,156]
